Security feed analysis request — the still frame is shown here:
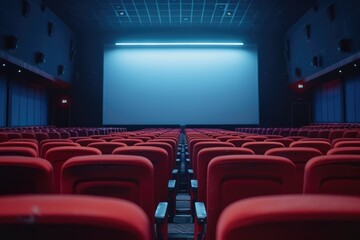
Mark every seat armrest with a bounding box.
[155,202,168,240]
[191,179,198,192]
[187,169,194,179]
[171,169,179,179]
[155,202,168,223]
[194,202,207,240]
[168,180,177,217]
[195,202,206,223]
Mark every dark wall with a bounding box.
[0,0,74,127]
[0,74,6,127]
[0,0,74,82]
[257,30,292,127]
[286,0,360,84]
[70,33,104,127]
[287,0,360,123]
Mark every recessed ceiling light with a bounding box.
[339,69,342,73]
[354,63,357,67]
[119,11,125,16]
[18,69,22,73]
[2,63,5,67]
[227,12,232,16]
[184,17,188,21]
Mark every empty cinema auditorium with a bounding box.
[1,0,360,239]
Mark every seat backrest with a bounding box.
[149,138,178,160]
[217,195,360,240]
[45,146,101,192]
[242,142,285,154]
[111,139,144,146]
[112,146,169,203]
[304,155,360,196]
[197,147,254,202]
[206,155,296,240]
[75,138,106,147]
[40,142,80,158]
[0,195,152,240]
[333,140,360,148]
[188,138,219,162]
[87,142,127,154]
[265,147,322,193]
[226,138,256,147]
[243,135,268,141]
[135,142,174,174]
[0,146,37,157]
[327,147,360,155]
[192,141,235,175]
[264,138,294,147]
[0,156,53,194]
[290,141,332,155]
[0,142,39,156]
[61,155,155,225]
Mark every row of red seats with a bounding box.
[0,194,358,240]
[0,128,181,240]
[185,128,360,240]
[236,127,360,139]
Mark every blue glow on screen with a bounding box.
[103,46,259,125]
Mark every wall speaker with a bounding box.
[305,24,311,40]
[311,55,322,67]
[57,65,65,75]
[6,35,18,50]
[22,0,31,17]
[327,4,336,22]
[35,52,46,64]
[338,38,351,52]
[48,22,55,36]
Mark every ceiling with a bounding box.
[43,0,316,33]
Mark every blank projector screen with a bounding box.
[103,45,259,125]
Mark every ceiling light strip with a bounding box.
[115,42,244,46]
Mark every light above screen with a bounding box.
[115,42,244,46]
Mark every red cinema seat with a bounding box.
[135,142,174,175]
[226,138,256,147]
[112,138,144,146]
[264,138,294,147]
[265,147,322,193]
[61,155,155,226]
[0,146,37,157]
[242,142,285,155]
[333,140,360,148]
[191,141,234,176]
[304,155,360,196]
[0,141,39,156]
[0,195,153,240]
[195,155,297,240]
[0,156,53,194]
[87,142,127,154]
[290,140,332,155]
[217,195,360,240]
[193,147,254,204]
[112,146,169,203]
[327,147,360,155]
[40,142,80,158]
[75,138,106,146]
[45,146,101,192]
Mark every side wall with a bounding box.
[0,0,74,127]
[287,0,360,123]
